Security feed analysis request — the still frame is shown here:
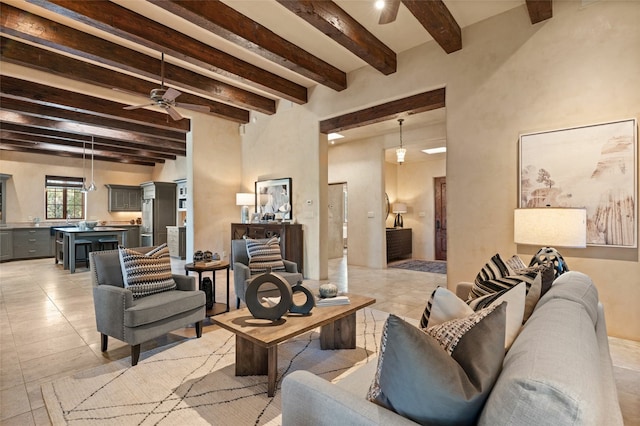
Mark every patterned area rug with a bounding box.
[42,308,393,426]
[389,260,447,274]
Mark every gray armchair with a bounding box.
[90,247,206,366]
[232,239,303,309]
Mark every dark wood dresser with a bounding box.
[231,222,304,274]
[386,228,412,262]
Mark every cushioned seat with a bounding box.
[125,289,206,328]
[232,238,303,309]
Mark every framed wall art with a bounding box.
[255,177,292,220]
[519,118,637,248]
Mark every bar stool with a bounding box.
[74,239,93,267]
[98,238,119,251]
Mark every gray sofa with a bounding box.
[90,247,206,366]
[282,271,623,425]
[231,239,303,309]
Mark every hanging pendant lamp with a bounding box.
[396,118,406,164]
[88,136,96,191]
[81,139,89,193]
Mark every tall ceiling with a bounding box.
[0,0,551,165]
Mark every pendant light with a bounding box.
[396,118,406,164]
[81,139,89,193]
[88,136,96,191]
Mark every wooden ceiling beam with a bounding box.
[0,110,186,154]
[276,0,397,75]
[401,0,461,54]
[0,75,190,135]
[319,88,445,134]
[0,96,186,143]
[0,123,186,157]
[149,0,346,91]
[1,131,177,161]
[525,0,553,24]
[26,0,308,104]
[0,11,271,117]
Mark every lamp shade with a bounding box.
[236,193,254,206]
[392,203,407,214]
[514,208,587,248]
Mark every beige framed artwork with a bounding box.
[519,118,637,248]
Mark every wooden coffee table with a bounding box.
[211,293,375,396]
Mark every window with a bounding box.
[45,176,85,220]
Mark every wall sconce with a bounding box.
[514,207,587,276]
[236,193,255,224]
[392,202,407,228]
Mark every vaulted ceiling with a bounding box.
[0,0,552,165]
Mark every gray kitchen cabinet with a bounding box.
[105,184,142,212]
[12,228,52,259]
[167,226,186,259]
[140,181,176,246]
[0,229,13,261]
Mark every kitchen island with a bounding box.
[53,227,127,273]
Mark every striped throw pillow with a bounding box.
[118,243,177,299]
[474,253,512,287]
[245,237,285,274]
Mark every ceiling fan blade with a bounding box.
[163,87,181,102]
[175,102,210,113]
[379,0,401,24]
[165,105,183,121]
[123,102,155,110]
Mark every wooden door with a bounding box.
[434,176,447,261]
[328,183,345,259]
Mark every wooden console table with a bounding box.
[386,228,412,262]
[231,222,303,274]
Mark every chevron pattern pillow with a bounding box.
[245,237,285,274]
[118,243,177,299]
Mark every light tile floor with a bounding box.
[1,256,638,425]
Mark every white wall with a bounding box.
[242,1,640,340]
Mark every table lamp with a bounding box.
[514,207,587,276]
[236,193,255,224]
[392,203,407,228]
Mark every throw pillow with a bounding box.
[473,253,512,289]
[505,254,528,272]
[118,243,177,299]
[367,305,506,425]
[421,284,525,350]
[245,237,285,274]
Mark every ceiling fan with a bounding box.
[377,0,401,25]
[123,53,210,121]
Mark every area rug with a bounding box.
[390,259,447,274]
[42,308,394,426]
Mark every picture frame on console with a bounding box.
[519,118,637,248]
[255,177,293,220]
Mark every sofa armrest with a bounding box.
[456,282,473,300]
[282,371,417,426]
[283,259,299,273]
[93,285,133,340]
[173,274,196,291]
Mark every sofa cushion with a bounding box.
[420,284,525,350]
[119,244,177,299]
[367,305,506,425]
[246,237,286,274]
[124,288,205,327]
[536,271,599,326]
[479,297,603,425]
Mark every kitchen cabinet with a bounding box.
[0,229,13,261]
[105,184,142,212]
[118,225,140,248]
[386,228,412,262]
[140,181,176,246]
[230,222,303,274]
[0,174,10,225]
[167,226,186,259]
[12,228,52,259]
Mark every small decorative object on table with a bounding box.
[319,283,338,298]
[245,269,293,321]
[202,277,214,309]
[289,281,315,315]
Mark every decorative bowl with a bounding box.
[85,221,98,229]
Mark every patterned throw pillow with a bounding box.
[505,254,528,272]
[367,305,506,425]
[118,243,177,299]
[474,253,512,287]
[245,237,285,274]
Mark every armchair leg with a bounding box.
[195,320,203,338]
[237,297,241,309]
[101,333,108,352]
[131,345,141,366]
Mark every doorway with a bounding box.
[434,176,447,261]
[328,183,347,259]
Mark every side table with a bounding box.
[185,261,230,316]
